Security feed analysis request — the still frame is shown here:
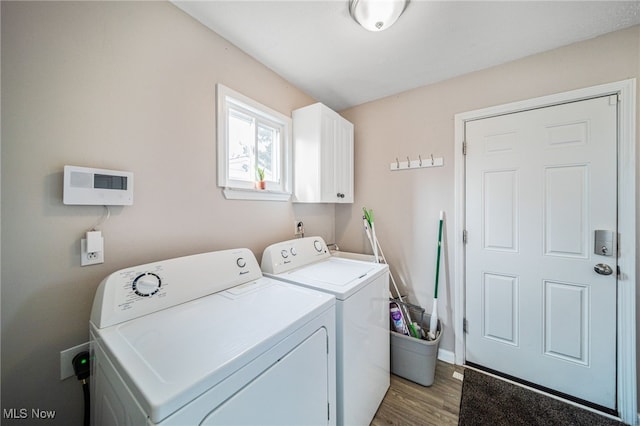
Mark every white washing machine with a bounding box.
[90,248,337,425]
[261,237,390,426]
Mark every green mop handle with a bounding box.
[434,211,443,298]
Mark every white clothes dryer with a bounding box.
[261,237,390,426]
[90,248,336,425]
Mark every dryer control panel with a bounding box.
[261,236,331,275]
[90,248,262,328]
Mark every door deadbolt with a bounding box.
[594,230,615,257]
[594,263,613,276]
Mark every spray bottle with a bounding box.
[390,302,408,335]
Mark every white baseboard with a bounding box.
[437,348,455,364]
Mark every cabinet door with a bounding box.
[334,118,354,203]
[320,109,338,202]
[293,102,354,203]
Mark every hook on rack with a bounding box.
[389,153,444,171]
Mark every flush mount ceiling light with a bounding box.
[349,0,408,32]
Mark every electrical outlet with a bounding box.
[60,342,90,380]
[81,238,104,266]
[294,220,304,237]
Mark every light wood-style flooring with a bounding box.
[371,361,465,426]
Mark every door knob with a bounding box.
[594,263,613,276]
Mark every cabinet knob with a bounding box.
[337,193,345,198]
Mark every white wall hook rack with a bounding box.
[389,154,444,171]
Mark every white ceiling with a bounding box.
[172,1,640,111]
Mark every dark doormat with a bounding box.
[458,368,623,425]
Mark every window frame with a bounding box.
[216,84,292,201]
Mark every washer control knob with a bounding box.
[313,240,323,252]
[236,257,246,268]
[281,249,289,259]
[290,247,297,256]
[132,273,161,297]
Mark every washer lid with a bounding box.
[94,277,334,423]
[282,257,388,299]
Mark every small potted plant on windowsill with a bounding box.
[256,167,266,190]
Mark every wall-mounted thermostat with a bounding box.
[63,165,134,206]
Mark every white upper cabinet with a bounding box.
[293,103,354,203]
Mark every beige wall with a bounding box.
[0,2,334,424]
[338,24,640,407]
[2,0,639,423]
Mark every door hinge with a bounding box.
[462,141,467,155]
[463,318,468,333]
[463,230,468,244]
[326,334,329,354]
[328,403,330,421]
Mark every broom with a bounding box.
[428,211,444,341]
[363,207,420,338]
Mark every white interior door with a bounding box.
[464,95,618,410]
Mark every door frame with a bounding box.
[453,79,636,423]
